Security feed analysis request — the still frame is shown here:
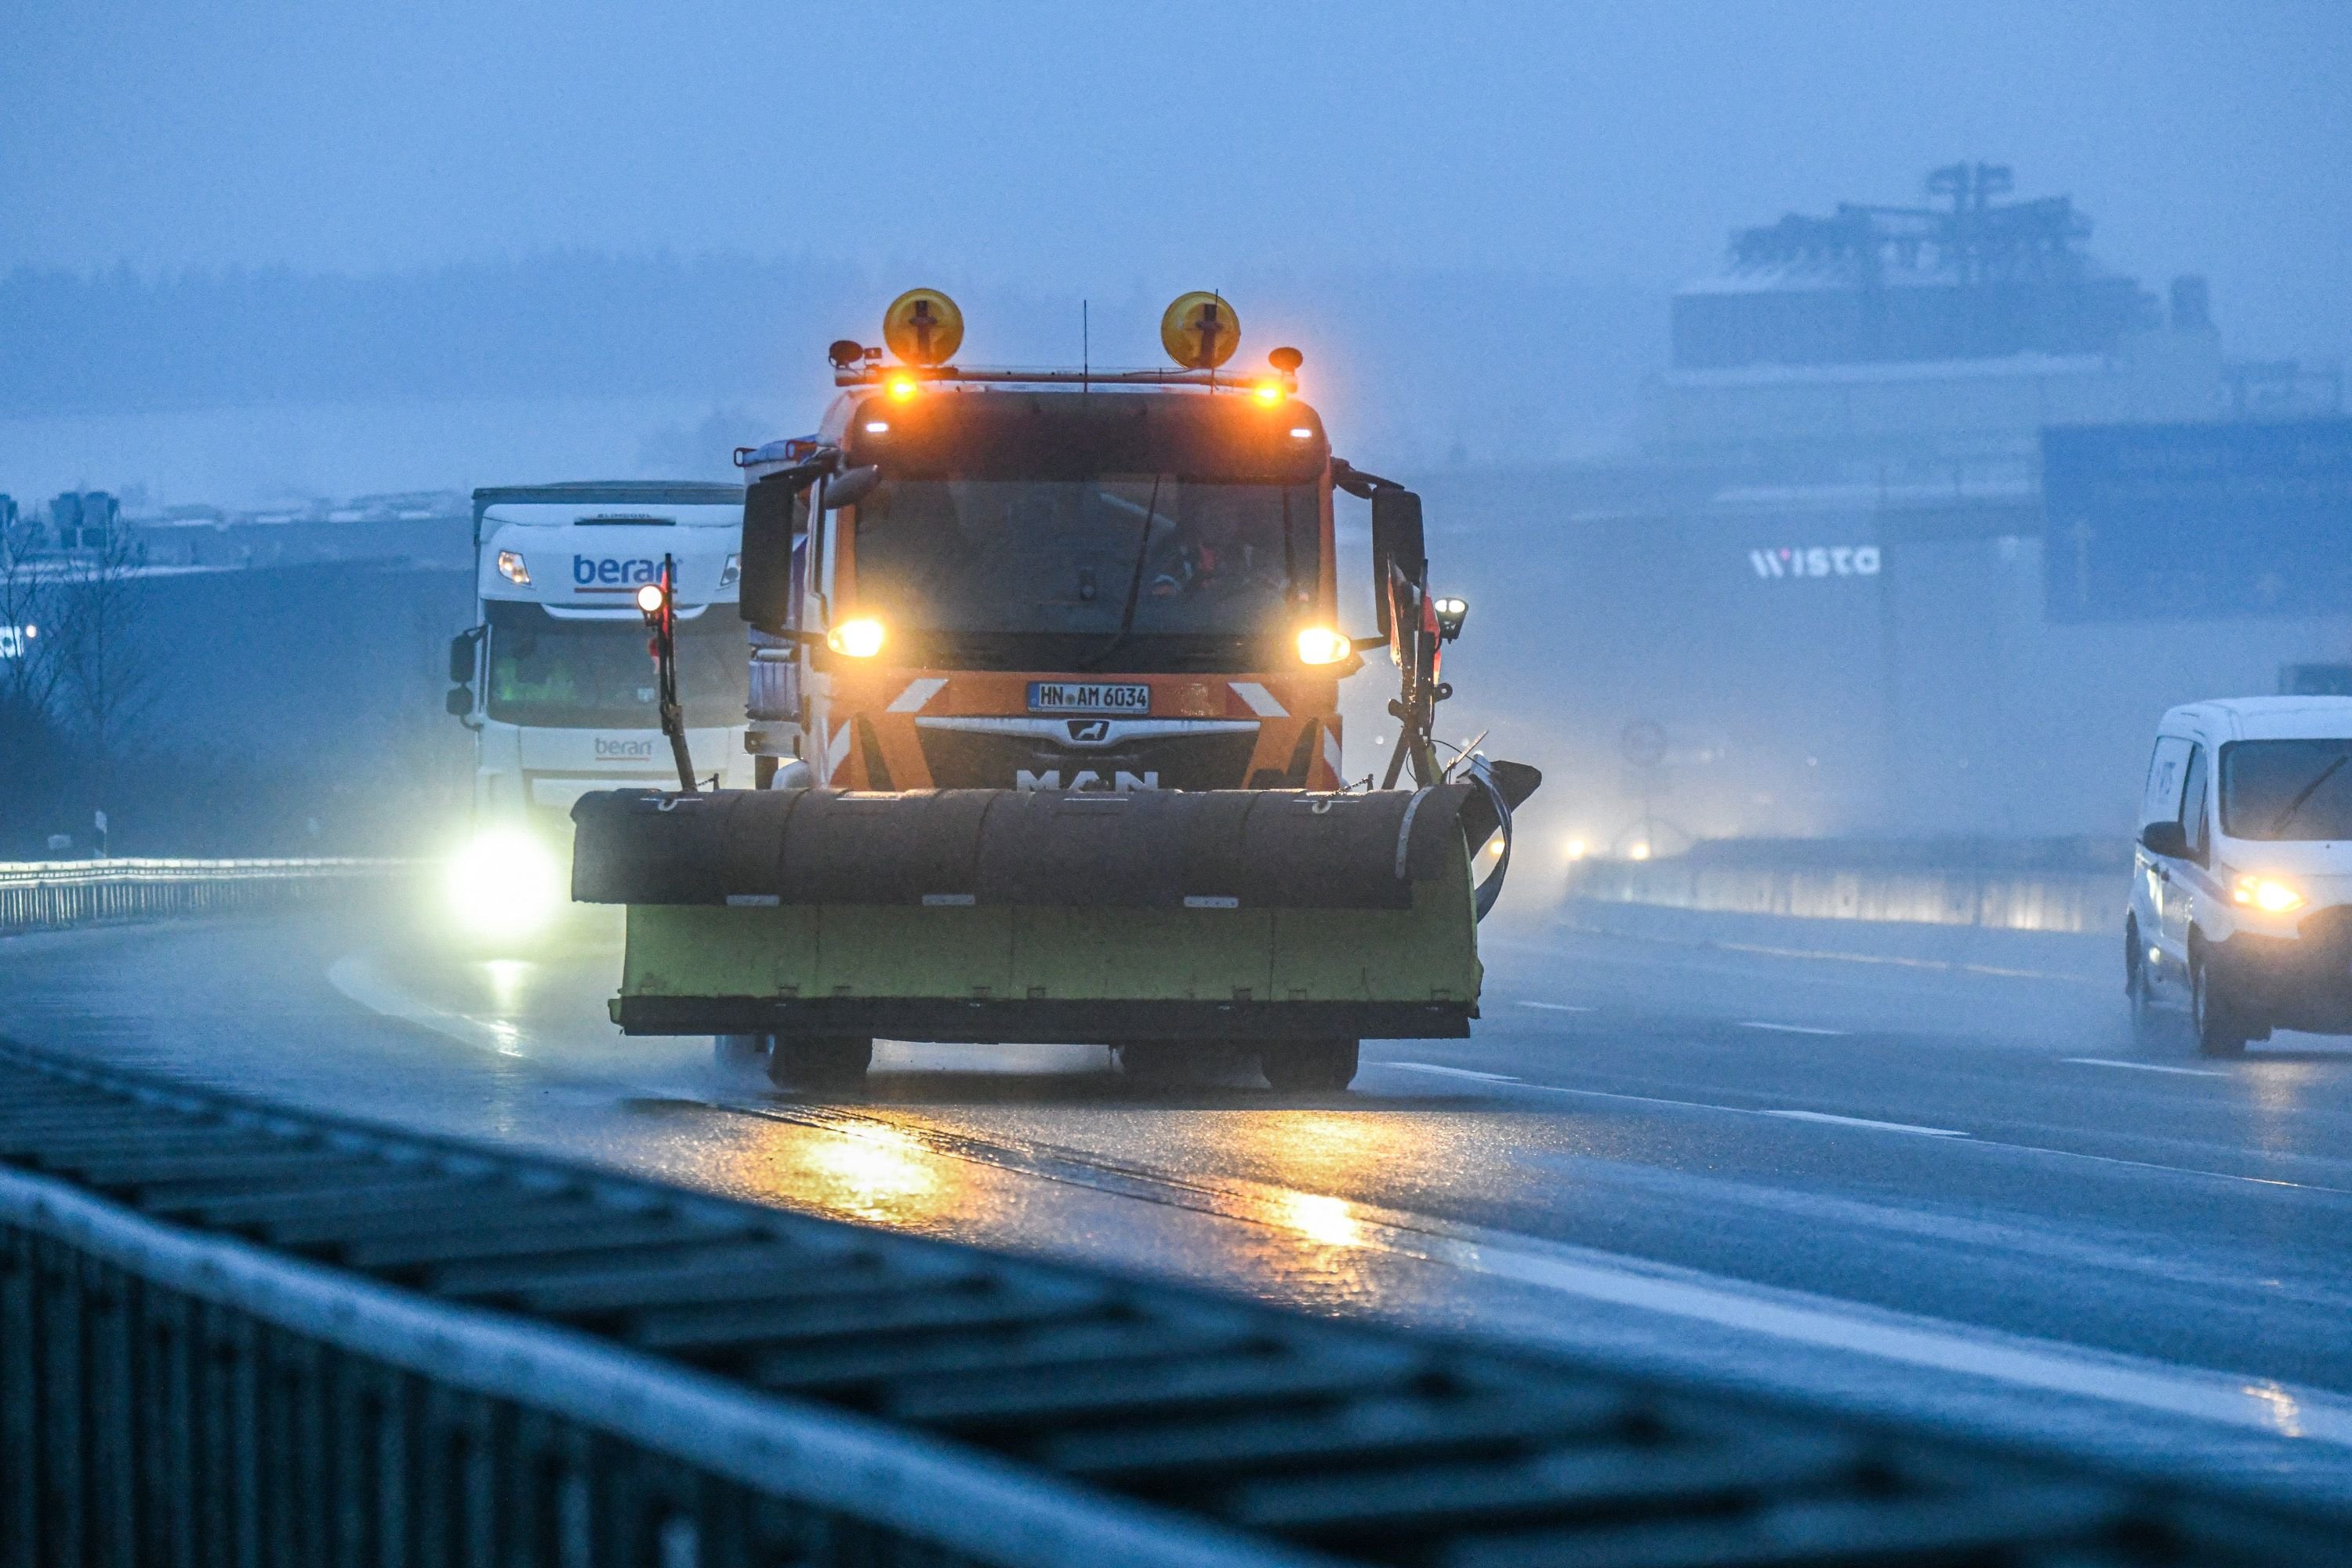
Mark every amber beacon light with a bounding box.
[882,289,964,367]
[1161,291,1241,370]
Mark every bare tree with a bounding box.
[49,517,156,844]
[0,508,63,717]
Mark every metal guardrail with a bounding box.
[3,1037,2346,1566]
[1566,856,2124,935]
[0,857,411,935]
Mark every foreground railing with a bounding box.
[2,1037,2344,1566]
[0,857,411,935]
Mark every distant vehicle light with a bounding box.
[1296,626,1352,666]
[887,377,919,401]
[864,420,891,434]
[495,550,530,585]
[720,553,740,588]
[2233,873,2305,914]
[1254,381,1285,407]
[445,828,562,940]
[829,617,886,658]
[1565,838,1588,862]
[1628,841,1652,862]
[635,583,666,614]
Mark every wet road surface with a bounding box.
[7,889,2352,1508]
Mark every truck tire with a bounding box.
[768,1036,873,1090]
[713,1033,769,1071]
[1115,1043,1188,1084]
[2190,953,2249,1059]
[1261,1039,1359,1092]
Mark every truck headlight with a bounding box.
[447,829,563,938]
[1296,626,1352,666]
[495,550,530,585]
[828,617,886,658]
[2232,873,2305,915]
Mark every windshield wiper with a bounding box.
[1076,474,1163,671]
[2267,753,2350,836]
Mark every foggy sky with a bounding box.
[6,2,2349,363]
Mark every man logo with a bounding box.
[1066,718,1112,744]
[1018,769,1160,792]
[1748,546,1881,580]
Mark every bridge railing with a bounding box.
[0,857,412,935]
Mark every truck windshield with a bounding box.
[484,603,746,729]
[2220,739,2352,840]
[848,477,1318,669]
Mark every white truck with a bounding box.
[445,481,748,936]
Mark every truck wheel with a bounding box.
[768,1036,873,1089]
[1261,1039,1359,1092]
[2190,954,2249,1059]
[714,1033,769,1072]
[1115,1043,1188,1084]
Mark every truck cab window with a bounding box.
[485,601,746,729]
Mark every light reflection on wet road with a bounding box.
[9,894,2352,1503]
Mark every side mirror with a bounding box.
[2140,820,2190,859]
[1432,597,1468,641]
[447,627,481,684]
[444,685,474,718]
[1369,489,1426,638]
[822,466,880,511]
[739,472,800,633]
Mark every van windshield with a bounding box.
[2220,739,2352,840]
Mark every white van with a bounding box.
[2129,697,2352,1056]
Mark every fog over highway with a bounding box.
[13,891,2351,1508]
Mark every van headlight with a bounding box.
[2231,873,2305,915]
[447,828,564,937]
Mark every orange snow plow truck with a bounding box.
[571,290,1538,1091]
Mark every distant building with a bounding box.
[1443,163,2352,843]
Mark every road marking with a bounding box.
[2065,1057,2230,1079]
[1390,1062,1520,1083]
[1757,1109,1966,1138]
[1515,1000,1594,1013]
[1386,1065,1964,1138]
[1737,1021,1848,1036]
[739,1102,2352,1451]
[326,953,528,1057]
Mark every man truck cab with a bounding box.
[2129,696,2352,1056]
[445,481,748,938]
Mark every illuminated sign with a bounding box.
[1748,546,1881,579]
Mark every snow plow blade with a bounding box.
[572,784,1516,1044]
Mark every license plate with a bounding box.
[1027,681,1150,715]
